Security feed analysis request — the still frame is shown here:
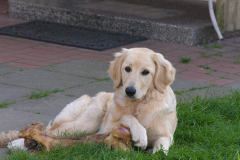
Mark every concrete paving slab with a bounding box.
[41,59,110,79]
[171,78,210,91]
[61,81,114,98]
[0,64,22,75]
[178,84,238,101]
[0,83,30,103]
[0,69,94,89]
[8,93,76,117]
[225,81,240,89]
[0,108,54,132]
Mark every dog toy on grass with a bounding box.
[18,122,132,153]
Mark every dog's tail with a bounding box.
[0,130,19,147]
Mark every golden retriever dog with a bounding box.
[5,48,177,154]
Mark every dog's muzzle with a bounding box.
[125,87,136,98]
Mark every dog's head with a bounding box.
[108,48,175,100]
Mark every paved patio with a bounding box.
[1,0,240,85]
[0,0,240,158]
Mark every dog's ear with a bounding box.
[108,49,126,89]
[153,53,176,94]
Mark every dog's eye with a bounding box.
[141,70,149,75]
[125,67,131,73]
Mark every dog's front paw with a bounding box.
[130,125,147,149]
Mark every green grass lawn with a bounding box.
[3,90,240,160]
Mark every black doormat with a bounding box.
[0,20,147,51]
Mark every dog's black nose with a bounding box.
[125,87,136,97]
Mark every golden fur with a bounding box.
[46,48,177,153]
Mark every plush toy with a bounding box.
[16,122,132,153]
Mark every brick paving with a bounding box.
[0,1,240,86]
